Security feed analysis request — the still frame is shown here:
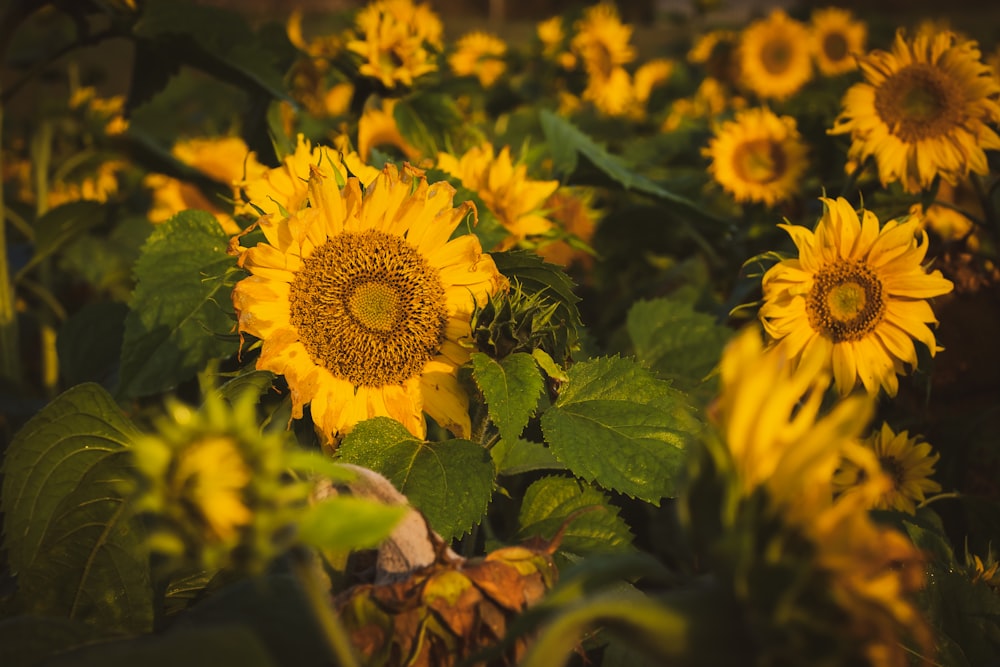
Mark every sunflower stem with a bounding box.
[0,85,20,384]
[290,549,361,667]
[918,491,962,509]
[838,155,872,200]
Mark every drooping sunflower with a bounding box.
[829,29,1000,194]
[346,0,440,89]
[737,9,813,101]
[436,143,558,248]
[760,197,955,397]
[810,7,866,76]
[703,106,809,206]
[833,422,942,514]
[448,31,508,88]
[232,162,507,444]
[357,98,422,163]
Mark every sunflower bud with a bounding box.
[469,280,569,363]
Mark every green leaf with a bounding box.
[517,476,634,557]
[16,201,112,279]
[298,497,407,552]
[57,301,128,387]
[626,297,730,400]
[337,418,495,541]
[132,0,291,103]
[541,356,698,503]
[393,93,463,156]
[1,384,152,633]
[490,438,565,476]
[118,210,239,398]
[471,352,545,444]
[538,109,721,225]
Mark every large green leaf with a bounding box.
[471,352,545,444]
[539,109,722,225]
[517,476,634,557]
[118,210,239,398]
[1,383,152,633]
[57,301,128,388]
[337,418,495,541]
[16,201,112,279]
[540,356,698,503]
[490,437,565,476]
[626,297,730,401]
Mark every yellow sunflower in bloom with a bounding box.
[834,422,942,514]
[703,107,809,206]
[346,0,440,89]
[236,134,378,219]
[810,7,866,76]
[436,143,559,248]
[582,66,635,117]
[760,197,955,397]
[713,327,932,665]
[48,160,126,209]
[145,136,266,235]
[448,31,508,88]
[357,98,422,163]
[829,29,1000,194]
[737,9,814,101]
[232,162,506,444]
[570,2,635,79]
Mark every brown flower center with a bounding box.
[806,260,886,342]
[879,455,906,489]
[733,139,787,184]
[822,32,849,63]
[873,63,965,142]
[761,38,792,74]
[289,229,447,387]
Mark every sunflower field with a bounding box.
[1,0,999,665]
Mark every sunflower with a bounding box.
[570,2,635,80]
[448,31,508,88]
[810,7,866,76]
[145,136,266,235]
[536,186,601,271]
[833,422,942,514]
[436,143,558,247]
[232,162,506,444]
[581,66,635,117]
[357,98,422,163]
[346,0,440,89]
[760,197,955,397]
[737,9,813,101]
[829,29,1000,194]
[703,106,809,206]
[908,178,981,248]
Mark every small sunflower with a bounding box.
[436,143,558,247]
[232,162,507,444]
[810,7,867,76]
[737,9,813,101]
[346,0,440,89]
[703,107,809,206]
[834,422,942,514]
[760,197,955,397]
[570,2,635,80]
[357,98,422,163]
[448,31,508,88]
[829,29,1000,193]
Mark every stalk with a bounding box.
[0,83,21,383]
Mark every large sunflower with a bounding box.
[737,9,813,101]
[810,7,867,77]
[232,162,507,444]
[833,422,942,514]
[829,29,1000,193]
[703,106,809,206]
[760,197,954,397]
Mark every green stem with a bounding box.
[290,550,361,667]
[0,83,21,383]
[918,491,962,508]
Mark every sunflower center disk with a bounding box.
[761,39,791,74]
[735,139,785,184]
[822,32,848,62]
[806,260,886,342]
[879,455,907,489]
[874,64,962,142]
[289,230,448,387]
